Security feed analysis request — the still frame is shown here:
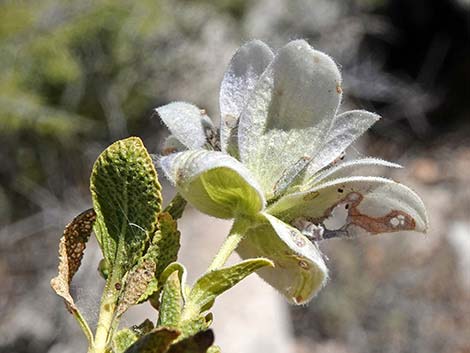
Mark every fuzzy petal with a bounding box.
[268,176,428,237]
[220,40,274,154]
[237,40,342,197]
[160,150,265,218]
[304,110,381,177]
[307,157,402,186]
[156,102,214,150]
[237,213,328,304]
[161,135,187,155]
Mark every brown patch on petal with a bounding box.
[336,83,343,94]
[324,192,416,235]
[163,147,178,156]
[290,230,307,247]
[50,209,96,313]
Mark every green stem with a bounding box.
[72,308,94,349]
[93,293,116,352]
[92,273,121,353]
[207,219,248,272]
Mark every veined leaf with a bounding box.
[90,137,162,275]
[158,270,183,328]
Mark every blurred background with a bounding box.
[1,0,470,352]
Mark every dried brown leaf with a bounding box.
[50,208,96,312]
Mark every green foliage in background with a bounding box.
[0,0,251,223]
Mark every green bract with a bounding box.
[156,40,429,304]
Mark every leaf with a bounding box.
[158,270,183,327]
[167,330,214,353]
[163,194,187,221]
[219,40,274,154]
[268,176,429,237]
[156,102,214,150]
[207,345,222,353]
[116,259,157,317]
[50,208,96,313]
[160,150,265,218]
[116,212,180,316]
[237,40,342,197]
[237,214,328,304]
[114,329,139,353]
[152,213,181,280]
[185,258,273,316]
[123,327,180,353]
[90,137,162,275]
[113,319,155,353]
[303,110,380,177]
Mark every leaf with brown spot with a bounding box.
[50,208,96,313]
[116,259,157,317]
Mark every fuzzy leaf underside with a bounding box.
[90,137,162,275]
[50,209,96,312]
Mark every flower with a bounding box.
[155,40,428,304]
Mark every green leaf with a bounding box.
[136,212,181,305]
[113,319,155,353]
[167,330,214,353]
[178,315,210,340]
[184,258,273,317]
[157,270,183,328]
[207,345,222,353]
[123,327,180,353]
[90,137,162,276]
[152,213,181,280]
[163,194,187,221]
[113,328,138,353]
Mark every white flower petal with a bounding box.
[162,135,187,155]
[160,150,265,218]
[308,157,402,185]
[156,102,213,150]
[237,40,342,197]
[304,110,381,177]
[237,213,328,304]
[220,40,274,154]
[268,176,428,237]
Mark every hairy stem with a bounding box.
[207,219,249,272]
